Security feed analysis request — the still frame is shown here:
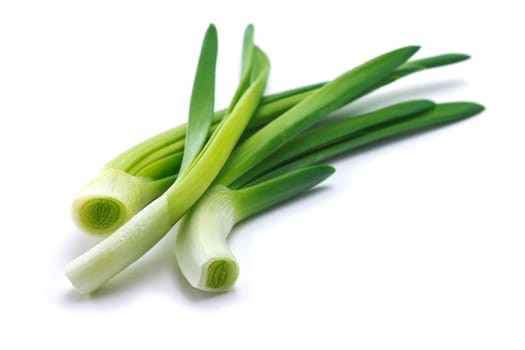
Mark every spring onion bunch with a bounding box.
[66,24,484,294]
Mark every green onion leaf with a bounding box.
[254,102,485,182]
[233,99,436,188]
[179,25,218,175]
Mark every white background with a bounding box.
[1,1,523,349]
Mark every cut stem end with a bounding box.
[71,169,172,235]
[203,258,239,292]
[77,198,126,235]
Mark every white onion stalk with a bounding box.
[176,165,335,291]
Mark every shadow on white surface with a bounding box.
[57,224,175,305]
[59,229,103,261]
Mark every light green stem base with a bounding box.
[71,169,172,235]
[175,187,240,292]
[176,166,334,292]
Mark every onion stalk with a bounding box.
[175,100,484,292]
[176,165,335,291]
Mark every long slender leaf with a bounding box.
[232,99,435,188]
[179,24,218,174]
[250,102,484,184]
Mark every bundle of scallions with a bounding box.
[66,24,484,294]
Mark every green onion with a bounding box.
[175,100,484,292]
[65,21,484,297]
[65,24,270,293]
[175,165,335,291]
[70,52,469,235]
